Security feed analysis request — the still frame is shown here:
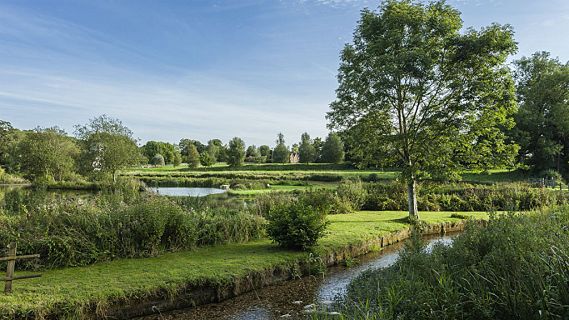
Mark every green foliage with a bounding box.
[200,149,217,167]
[245,145,264,163]
[299,132,317,163]
[512,52,569,175]
[272,133,290,163]
[259,145,271,161]
[329,208,569,320]
[75,115,142,182]
[328,0,519,218]
[186,143,201,168]
[0,193,265,269]
[142,141,178,164]
[265,200,329,250]
[17,127,79,182]
[150,153,165,166]
[227,137,246,167]
[321,133,345,164]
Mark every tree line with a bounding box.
[140,132,345,168]
[0,115,346,183]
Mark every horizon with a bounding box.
[1,0,568,146]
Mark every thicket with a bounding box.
[323,207,569,320]
[0,190,265,270]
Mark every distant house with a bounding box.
[289,152,299,164]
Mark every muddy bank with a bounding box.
[103,220,482,319]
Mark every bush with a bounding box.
[266,200,328,250]
[150,154,165,166]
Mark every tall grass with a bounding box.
[318,207,569,320]
[0,190,265,270]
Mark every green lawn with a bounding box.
[0,211,489,318]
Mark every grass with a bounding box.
[0,211,489,318]
[228,182,337,195]
[124,163,529,185]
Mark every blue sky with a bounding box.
[1,0,568,146]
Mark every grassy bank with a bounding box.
[320,207,569,320]
[0,211,488,319]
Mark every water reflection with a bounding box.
[149,187,226,197]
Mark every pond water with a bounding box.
[139,235,455,320]
[148,187,226,197]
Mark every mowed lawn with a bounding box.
[0,211,489,317]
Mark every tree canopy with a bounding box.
[227,137,246,167]
[327,0,518,218]
[512,52,569,175]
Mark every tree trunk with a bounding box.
[407,178,419,220]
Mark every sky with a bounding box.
[0,0,568,146]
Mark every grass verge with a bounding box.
[0,211,489,319]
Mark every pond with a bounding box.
[138,235,455,320]
[148,187,227,197]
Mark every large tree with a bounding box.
[75,115,142,182]
[327,0,518,219]
[512,52,569,174]
[0,120,25,173]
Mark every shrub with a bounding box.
[150,154,165,166]
[335,179,367,212]
[266,201,328,250]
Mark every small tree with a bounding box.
[151,154,165,166]
[200,149,216,167]
[227,137,246,167]
[299,132,317,163]
[321,133,345,164]
[186,144,200,168]
[172,150,182,167]
[272,133,289,163]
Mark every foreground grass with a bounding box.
[0,211,488,318]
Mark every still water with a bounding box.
[149,187,226,197]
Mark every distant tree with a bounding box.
[321,133,345,164]
[299,132,317,163]
[246,145,264,163]
[259,145,271,162]
[208,139,227,162]
[186,144,201,169]
[272,133,290,163]
[227,137,246,166]
[0,120,25,173]
[179,139,206,161]
[18,127,79,181]
[512,52,569,174]
[142,141,176,164]
[327,0,518,219]
[151,154,165,166]
[75,115,142,182]
[172,149,182,167]
[312,137,324,163]
[200,151,216,167]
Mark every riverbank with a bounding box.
[0,211,489,319]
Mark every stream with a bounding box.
[139,235,455,320]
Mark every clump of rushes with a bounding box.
[265,200,329,250]
[319,207,569,320]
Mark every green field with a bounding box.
[0,211,489,318]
